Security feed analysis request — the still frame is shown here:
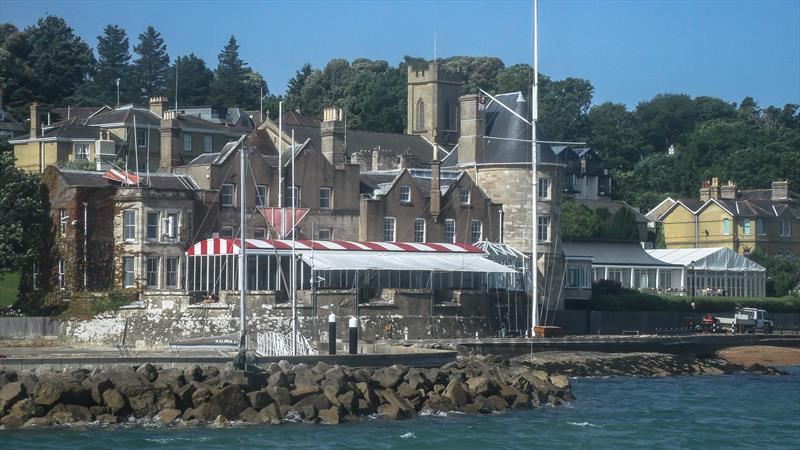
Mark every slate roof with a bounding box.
[55,168,198,191]
[84,106,161,127]
[562,241,679,267]
[359,169,461,198]
[575,198,648,223]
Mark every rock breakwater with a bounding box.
[0,356,572,429]
[512,351,785,377]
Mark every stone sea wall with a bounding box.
[0,356,572,429]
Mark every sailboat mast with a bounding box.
[531,0,539,333]
[239,137,247,352]
[291,129,297,355]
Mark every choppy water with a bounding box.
[2,367,798,449]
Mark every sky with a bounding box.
[1,0,798,109]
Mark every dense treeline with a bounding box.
[1,15,798,213]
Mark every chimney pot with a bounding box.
[29,102,41,139]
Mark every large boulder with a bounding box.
[157,408,182,424]
[247,390,272,410]
[442,379,469,407]
[265,386,291,407]
[32,373,92,407]
[135,363,159,383]
[6,398,43,422]
[371,365,405,389]
[291,385,320,403]
[291,365,319,391]
[205,385,249,420]
[321,367,347,396]
[318,406,340,424]
[174,384,196,410]
[102,388,127,415]
[267,371,289,389]
[102,369,151,398]
[128,391,159,418]
[184,365,203,383]
[465,376,497,397]
[0,382,27,407]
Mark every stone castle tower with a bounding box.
[406,62,463,146]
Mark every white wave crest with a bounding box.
[400,432,416,439]
[567,421,601,428]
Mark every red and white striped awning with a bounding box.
[187,238,484,256]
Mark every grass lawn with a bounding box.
[0,272,19,307]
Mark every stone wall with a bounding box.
[62,289,531,349]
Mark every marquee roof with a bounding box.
[186,238,515,273]
[646,247,765,272]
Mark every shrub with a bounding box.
[592,289,800,313]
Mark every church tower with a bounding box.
[406,62,463,146]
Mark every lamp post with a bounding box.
[690,260,696,303]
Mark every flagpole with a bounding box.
[291,129,297,355]
[531,0,539,335]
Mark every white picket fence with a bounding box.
[255,331,318,356]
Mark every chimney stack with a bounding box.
[430,160,441,221]
[771,180,789,202]
[30,102,41,139]
[700,177,721,200]
[159,110,180,172]
[320,107,345,164]
[149,96,168,118]
[720,180,737,200]
[457,94,484,165]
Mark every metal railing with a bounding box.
[255,331,318,356]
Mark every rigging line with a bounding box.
[189,148,238,244]
[247,157,290,295]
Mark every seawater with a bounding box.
[2,367,798,450]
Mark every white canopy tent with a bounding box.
[646,247,766,297]
[185,238,514,294]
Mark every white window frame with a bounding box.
[256,185,268,208]
[414,218,426,243]
[722,218,731,235]
[538,177,551,200]
[780,218,791,237]
[165,256,178,289]
[58,260,66,290]
[743,218,751,235]
[319,187,332,210]
[123,209,136,242]
[220,184,235,207]
[254,227,267,239]
[59,209,68,236]
[203,135,212,153]
[220,226,235,238]
[399,186,411,203]
[538,216,550,242]
[383,217,396,242]
[74,143,90,160]
[182,134,192,152]
[286,186,301,207]
[471,219,482,243]
[459,188,470,205]
[319,228,332,241]
[444,218,456,243]
[164,212,179,239]
[146,256,159,288]
[122,256,135,288]
[146,211,160,241]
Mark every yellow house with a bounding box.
[647,178,800,261]
[10,98,246,174]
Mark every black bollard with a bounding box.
[328,313,336,355]
[348,316,358,355]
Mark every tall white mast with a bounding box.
[278,101,284,211]
[239,136,247,352]
[531,0,540,333]
[290,129,297,355]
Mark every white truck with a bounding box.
[716,307,774,333]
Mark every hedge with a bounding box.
[592,289,800,313]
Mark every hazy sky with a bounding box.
[2,0,798,108]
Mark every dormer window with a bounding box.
[459,188,470,205]
[399,186,411,203]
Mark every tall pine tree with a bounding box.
[210,36,265,108]
[166,53,213,106]
[93,25,131,106]
[132,26,169,103]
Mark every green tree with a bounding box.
[440,56,504,94]
[608,207,640,240]
[92,25,132,106]
[0,147,48,289]
[538,76,593,141]
[0,16,94,109]
[132,26,169,102]
[166,53,213,106]
[345,66,406,133]
[496,64,533,95]
[560,199,601,239]
[587,102,643,171]
[634,93,696,154]
[210,36,266,108]
[748,250,800,297]
[284,63,313,111]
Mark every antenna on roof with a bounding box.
[133,115,140,186]
[434,30,437,62]
[175,58,179,112]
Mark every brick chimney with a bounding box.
[430,159,441,221]
[320,107,345,164]
[700,178,721,200]
[771,180,789,202]
[159,110,181,171]
[457,94,485,165]
[149,96,168,118]
[720,180,737,200]
[399,150,418,169]
[30,102,41,139]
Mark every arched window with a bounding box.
[416,98,425,131]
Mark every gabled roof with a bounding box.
[360,168,461,198]
[656,196,798,221]
[52,167,198,191]
[84,106,161,127]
